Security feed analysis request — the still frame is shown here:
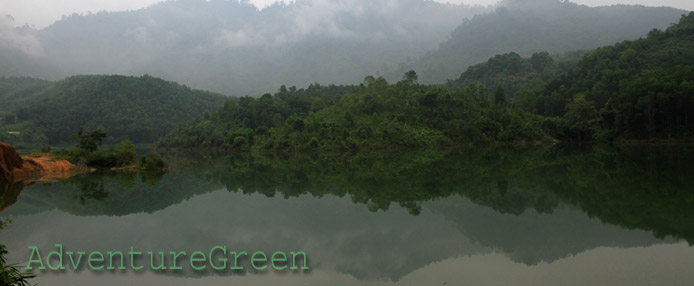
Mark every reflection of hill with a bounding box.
[169,145,694,243]
[1,146,693,283]
[0,189,670,283]
[1,171,223,216]
[4,146,693,243]
[429,197,671,265]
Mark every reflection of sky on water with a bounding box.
[2,189,692,285]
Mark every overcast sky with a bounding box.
[2,0,693,29]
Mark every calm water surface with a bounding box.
[1,146,693,285]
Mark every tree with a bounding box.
[139,153,167,171]
[114,140,137,166]
[529,51,553,71]
[402,70,418,85]
[363,76,376,87]
[512,89,537,112]
[2,114,15,125]
[494,85,506,104]
[565,94,599,141]
[1,219,36,286]
[78,127,108,152]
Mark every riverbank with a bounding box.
[0,142,84,183]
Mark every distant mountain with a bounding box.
[446,11,694,142]
[404,0,686,83]
[0,75,227,146]
[0,0,487,95]
[159,12,694,150]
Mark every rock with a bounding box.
[0,141,82,182]
[0,142,24,181]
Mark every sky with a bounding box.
[1,0,693,29]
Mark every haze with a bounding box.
[2,0,692,28]
[0,0,687,95]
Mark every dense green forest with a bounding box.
[160,12,694,150]
[2,13,692,150]
[445,51,584,101]
[158,75,551,149]
[441,11,694,142]
[405,0,685,83]
[536,15,694,141]
[0,75,226,147]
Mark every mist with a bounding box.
[1,0,489,95]
[0,0,686,95]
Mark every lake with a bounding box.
[1,145,693,285]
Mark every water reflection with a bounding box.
[1,145,693,285]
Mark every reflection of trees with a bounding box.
[60,172,135,205]
[169,145,694,243]
[140,171,166,185]
[0,170,220,217]
[0,181,24,213]
[74,182,108,206]
[5,146,694,243]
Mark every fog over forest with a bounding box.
[0,0,686,95]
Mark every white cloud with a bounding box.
[0,14,43,55]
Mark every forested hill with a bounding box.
[446,51,585,100]
[160,12,694,149]
[404,0,685,84]
[0,75,227,146]
[1,0,685,95]
[450,11,694,142]
[158,72,552,150]
[535,12,694,141]
[0,77,53,113]
[0,0,486,95]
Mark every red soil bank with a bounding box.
[0,142,80,182]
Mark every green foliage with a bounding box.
[446,51,582,101]
[154,146,694,243]
[113,140,137,166]
[85,150,118,168]
[402,70,418,85]
[78,127,108,152]
[0,219,36,286]
[139,153,167,171]
[537,12,694,141]
[0,77,52,115]
[160,73,551,150]
[408,0,684,82]
[2,170,219,216]
[0,121,49,149]
[494,85,506,104]
[3,12,692,150]
[1,75,226,145]
[442,12,694,142]
[57,129,141,169]
[6,146,694,244]
[157,13,694,147]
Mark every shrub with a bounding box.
[85,151,117,168]
[0,220,36,286]
[113,140,137,166]
[139,153,167,171]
